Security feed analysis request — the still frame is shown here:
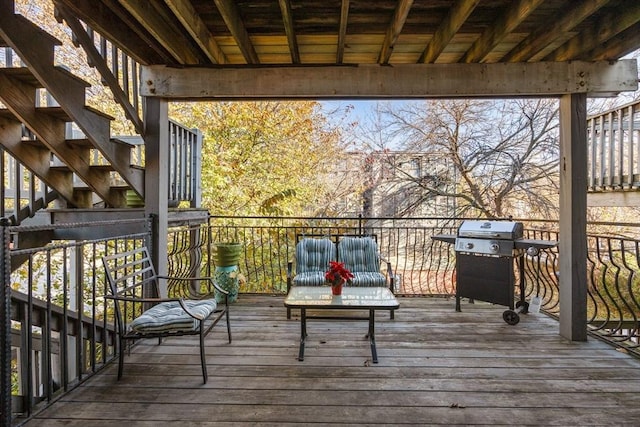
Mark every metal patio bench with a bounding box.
[286,235,396,319]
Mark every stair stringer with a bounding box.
[0,71,106,207]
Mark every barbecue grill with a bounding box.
[433,220,556,325]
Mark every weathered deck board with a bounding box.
[23,295,640,426]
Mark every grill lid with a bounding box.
[458,220,523,240]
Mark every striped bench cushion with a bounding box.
[350,272,387,287]
[296,238,336,274]
[338,237,381,272]
[129,299,217,333]
[292,271,327,287]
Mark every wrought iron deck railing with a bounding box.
[2,215,640,425]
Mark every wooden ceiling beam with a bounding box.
[52,0,172,65]
[502,0,610,63]
[418,0,479,63]
[378,0,414,64]
[278,0,300,64]
[336,0,350,63]
[545,2,640,61]
[117,0,208,65]
[214,0,260,64]
[460,0,544,63]
[164,0,227,64]
[140,61,638,99]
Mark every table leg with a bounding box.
[298,308,307,361]
[368,309,378,363]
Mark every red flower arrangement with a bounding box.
[325,261,354,286]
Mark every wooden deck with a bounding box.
[24,295,640,426]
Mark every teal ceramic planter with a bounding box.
[212,242,243,302]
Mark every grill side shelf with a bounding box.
[431,234,456,244]
[515,239,557,250]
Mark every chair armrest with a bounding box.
[104,295,180,304]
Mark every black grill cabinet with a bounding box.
[433,220,556,325]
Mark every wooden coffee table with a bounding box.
[284,286,399,363]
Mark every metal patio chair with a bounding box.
[102,246,231,384]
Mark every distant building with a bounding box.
[337,151,457,219]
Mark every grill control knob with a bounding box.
[489,242,499,253]
[465,242,474,250]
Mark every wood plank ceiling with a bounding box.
[53,0,640,68]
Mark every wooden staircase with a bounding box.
[0,3,143,221]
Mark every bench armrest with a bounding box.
[379,255,395,293]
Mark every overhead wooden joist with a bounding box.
[278,0,300,64]
[501,0,610,63]
[164,0,227,64]
[336,0,350,63]
[378,0,414,64]
[418,0,480,64]
[544,1,640,61]
[52,0,640,67]
[460,0,545,63]
[52,0,173,65]
[213,0,259,64]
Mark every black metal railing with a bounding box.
[3,215,640,426]
[2,219,151,425]
[202,215,640,354]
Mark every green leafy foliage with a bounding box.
[170,101,350,216]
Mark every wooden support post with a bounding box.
[143,97,169,296]
[559,93,588,341]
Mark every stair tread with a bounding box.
[10,14,62,47]
[35,105,114,121]
[89,164,116,170]
[0,66,90,90]
[51,66,91,88]
[66,137,137,148]
[50,163,115,170]
[0,67,41,87]
[72,183,128,191]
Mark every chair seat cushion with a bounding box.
[129,299,217,333]
[292,271,326,287]
[350,272,387,287]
